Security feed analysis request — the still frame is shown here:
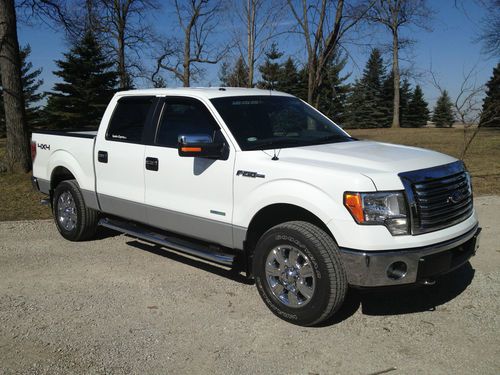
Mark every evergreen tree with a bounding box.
[432,90,455,127]
[345,49,387,128]
[1,45,44,136]
[219,57,249,87]
[258,43,283,90]
[315,51,351,124]
[480,62,500,128]
[406,85,429,127]
[399,78,412,127]
[381,71,395,127]
[276,57,302,97]
[44,31,118,129]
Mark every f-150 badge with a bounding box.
[236,170,265,178]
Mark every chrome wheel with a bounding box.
[57,191,77,231]
[265,245,316,308]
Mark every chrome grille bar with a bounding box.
[399,161,473,235]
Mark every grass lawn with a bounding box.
[0,127,499,221]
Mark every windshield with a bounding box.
[210,96,354,151]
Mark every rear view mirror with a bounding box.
[178,134,226,159]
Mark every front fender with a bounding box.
[233,178,351,231]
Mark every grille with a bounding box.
[399,162,474,235]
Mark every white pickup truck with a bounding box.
[31,87,481,326]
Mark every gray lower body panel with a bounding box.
[339,225,481,287]
[97,193,246,250]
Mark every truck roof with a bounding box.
[115,87,294,100]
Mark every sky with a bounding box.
[16,0,499,110]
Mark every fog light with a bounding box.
[385,217,408,236]
[387,261,407,280]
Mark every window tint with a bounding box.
[210,96,351,150]
[156,98,219,147]
[106,96,154,143]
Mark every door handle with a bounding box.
[145,157,159,171]
[98,151,108,163]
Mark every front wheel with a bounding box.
[52,180,98,241]
[253,221,347,326]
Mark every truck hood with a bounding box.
[279,140,457,190]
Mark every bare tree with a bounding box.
[429,67,494,160]
[367,0,431,128]
[232,0,283,87]
[477,0,500,57]
[154,0,227,87]
[287,0,374,106]
[0,0,30,172]
[98,0,159,89]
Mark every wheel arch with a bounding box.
[243,203,336,276]
[50,166,77,192]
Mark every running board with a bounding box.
[98,218,235,266]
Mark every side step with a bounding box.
[98,218,236,266]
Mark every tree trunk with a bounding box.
[0,0,30,172]
[391,28,400,128]
[183,28,191,87]
[117,28,127,89]
[247,0,255,88]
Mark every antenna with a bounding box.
[272,149,279,161]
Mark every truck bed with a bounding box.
[31,130,97,196]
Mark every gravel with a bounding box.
[1,196,499,375]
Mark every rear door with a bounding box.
[144,96,235,248]
[94,96,157,223]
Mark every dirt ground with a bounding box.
[0,197,499,375]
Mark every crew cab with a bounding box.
[31,88,481,326]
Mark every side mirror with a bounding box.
[178,134,226,159]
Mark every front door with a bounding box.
[144,97,235,248]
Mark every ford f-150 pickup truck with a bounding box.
[31,87,481,326]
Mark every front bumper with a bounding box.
[339,225,481,287]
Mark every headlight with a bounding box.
[344,191,409,236]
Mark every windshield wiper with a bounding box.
[310,134,355,145]
[245,138,303,151]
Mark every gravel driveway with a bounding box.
[1,196,499,375]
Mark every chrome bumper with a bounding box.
[339,225,481,287]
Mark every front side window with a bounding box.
[155,98,220,147]
[210,96,353,150]
[106,96,154,143]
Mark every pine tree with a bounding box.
[258,43,283,90]
[0,44,44,136]
[44,31,118,129]
[276,57,302,97]
[219,57,249,87]
[399,79,412,127]
[345,49,387,128]
[406,85,429,127]
[315,51,350,124]
[432,90,454,128]
[480,62,500,128]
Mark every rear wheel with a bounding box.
[53,180,98,241]
[253,221,347,326]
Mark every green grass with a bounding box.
[0,127,499,221]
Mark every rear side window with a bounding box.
[106,96,154,143]
[156,98,219,147]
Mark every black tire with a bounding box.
[52,180,98,241]
[253,221,347,326]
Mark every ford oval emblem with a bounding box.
[448,190,462,204]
